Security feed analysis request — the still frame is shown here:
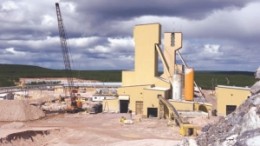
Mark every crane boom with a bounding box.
[55,3,74,98]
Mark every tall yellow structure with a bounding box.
[121,24,169,87]
[103,23,211,118]
[118,24,171,117]
[117,23,198,117]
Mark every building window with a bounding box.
[226,105,237,115]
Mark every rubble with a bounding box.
[0,100,45,122]
[196,76,260,146]
[41,102,67,112]
[251,81,260,94]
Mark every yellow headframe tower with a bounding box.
[118,23,186,117]
[104,23,212,136]
[121,23,183,87]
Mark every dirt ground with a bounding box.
[0,89,219,146]
[0,113,184,146]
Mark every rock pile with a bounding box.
[196,67,260,146]
[0,100,45,122]
[196,93,260,146]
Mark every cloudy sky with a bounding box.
[0,0,259,71]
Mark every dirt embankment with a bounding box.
[0,100,45,122]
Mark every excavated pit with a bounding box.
[0,129,61,146]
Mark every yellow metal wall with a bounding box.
[143,89,167,117]
[118,86,167,117]
[102,99,119,113]
[169,100,194,111]
[118,85,145,114]
[134,24,160,79]
[216,86,251,116]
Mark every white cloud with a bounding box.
[89,45,110,53]
[5,47,26,56]
[41,15,55,27]
[108,37,134,51]
[4,36,59,50]
[69,37,100,48]
[1,1,18,11]
[203,44,222,55]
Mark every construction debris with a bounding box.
[41,102,67,113]
[0,100,45,122]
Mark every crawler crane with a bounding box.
[55,3,81,112]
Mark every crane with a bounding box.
[55,3,78,108]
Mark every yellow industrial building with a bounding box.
[216,85,251,116]
[103,23,211,119]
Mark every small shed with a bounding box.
[216,85,251,116]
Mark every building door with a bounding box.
[147,108,158,118]
[135,101,143,115]
[119,100,129,113]
[226,105,237,115]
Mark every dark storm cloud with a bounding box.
[74,0,251,20]
[0,0,259,71]
[62,0,257,37]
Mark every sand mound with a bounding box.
[0,100,45,122]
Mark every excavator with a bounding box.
[55,3,82,112]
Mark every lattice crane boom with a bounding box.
[55,3,74,98]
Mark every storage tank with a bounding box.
[172,73,182,100]
[184,68,194,101]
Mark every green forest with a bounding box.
[0,64,257,89]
